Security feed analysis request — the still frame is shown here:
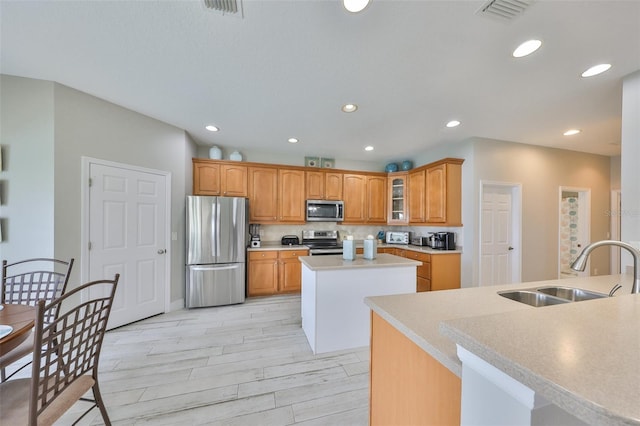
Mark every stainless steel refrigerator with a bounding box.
[186,195,248,308]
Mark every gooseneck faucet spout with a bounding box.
[571,240,640,294]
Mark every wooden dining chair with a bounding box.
[0,257,74,382]
[0,274,119,425]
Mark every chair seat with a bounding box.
[0,331,33,369]
[0,375,95,425]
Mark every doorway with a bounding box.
[478,182,522,286]
[81,157,171,329]
[558,187,591,279]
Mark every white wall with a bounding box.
[0,75,55,261]
[620,70,640,267]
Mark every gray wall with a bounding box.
[0,76,55,261]
[2,74,191,305]
[470,138,611,284]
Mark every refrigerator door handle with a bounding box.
[190,264,239,271]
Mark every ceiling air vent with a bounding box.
[478,0,533,21]
[203,0,243,17]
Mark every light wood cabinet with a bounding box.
[370,312,461,425]
[393,249,460,292]
[367,175,387,223]
[248,249,308,296]
[279,250,307,292]
[408,158,463,226]
[278,168,306,223]
[193,159,247,196]
[343,173,387,224]
[249,166,305,224]
[247,251,278,296]
[387,173,408,224]
[408,169,426,223]
[248,166,279,222]
[305,171,343,201]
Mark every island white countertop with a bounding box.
[364,274,638,425]
[299,253,421,271]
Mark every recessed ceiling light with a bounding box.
[581,63,611,78]
[563,129,581,136]
[364,146,374,151]
[512,39,542,58]
[343,0,370,13]
[446,120,461,128]
[205,125,219,132]
[288,138,299,143]
[342,103,358,113]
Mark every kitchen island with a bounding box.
[364,274,638,426]
[299,253,420,354]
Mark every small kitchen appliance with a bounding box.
[432,232,456,250]
[281,235,300,246]
[249,224,261,248]
[306,200,344,222]
[386,231,410,245]
[410,236,430,247]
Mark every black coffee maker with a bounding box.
[432,232,455,250]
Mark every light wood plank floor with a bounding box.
[49,294,370,425]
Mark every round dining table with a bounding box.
[0,304,36,357]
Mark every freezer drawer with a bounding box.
[186,263,245,308]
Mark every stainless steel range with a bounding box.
[301,230,343,256]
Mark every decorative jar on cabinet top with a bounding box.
[209,145,222,159]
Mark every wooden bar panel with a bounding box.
[370,312,461,425]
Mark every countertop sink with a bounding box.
[535,286,608,301]
[498,290,570,307]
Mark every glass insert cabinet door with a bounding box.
[388,174,408,224]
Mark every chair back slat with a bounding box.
[29,275,119,425]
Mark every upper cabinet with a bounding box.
[192,157,463,226]
[388,172,408,225]
[409,158,463,226]
[278,168,306,223]
[305,170,343,200]
[343,173,387,224]
[193,159,247,196]
[248,165,306,224]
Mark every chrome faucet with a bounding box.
[571,240,640,294]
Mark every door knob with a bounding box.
[158,249,166,254]
[508,246,514,251]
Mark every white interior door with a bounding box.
[88,161,169,329]
[479,183,521,286]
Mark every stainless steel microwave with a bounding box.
[306,200,344,222]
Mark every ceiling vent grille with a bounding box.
[204,0,243,17]
[478,0,533,21]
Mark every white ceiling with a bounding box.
[2,0,639,163]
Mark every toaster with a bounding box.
[410,236,430,247]
[385,231,410,245]
[281,235,300,246]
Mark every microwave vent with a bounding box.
[477,0,534,21]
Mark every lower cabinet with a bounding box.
[248,249,309,296]
[381,248,460,292]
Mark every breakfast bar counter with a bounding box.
[364,274,638,425]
